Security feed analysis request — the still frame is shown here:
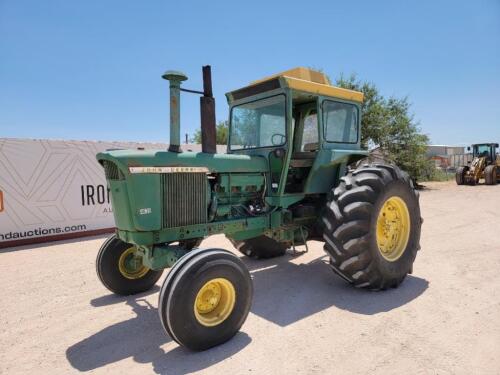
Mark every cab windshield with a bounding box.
[474,145,491,158]
[230,95,286,150]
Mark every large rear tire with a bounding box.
[227,235,288,259]
[158,248,253,351]
[485,165,497,185]
[455,166,467,185]
[322,164,422,290]
[96,235,163,295]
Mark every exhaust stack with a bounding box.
[162,70,188,153]
[200,65,217,154]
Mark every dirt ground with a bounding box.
[1,181,499,375]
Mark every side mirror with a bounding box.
[495,143,499,148]
[467,146,471,151]
[271,133,286,146]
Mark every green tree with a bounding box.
[334,73,431,182]
[191,121,229,144]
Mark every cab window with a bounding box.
[474,145,491,157]
[323,101,358,143]
[300,111,318,151]
[230,95,286,150]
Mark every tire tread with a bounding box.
[322,163,422,290]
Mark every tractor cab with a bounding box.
[226,67,366,199]
[470,143,499,163]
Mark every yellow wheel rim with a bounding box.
[376,196,411,261]
[118,247,149,279]
[194,278,236,327]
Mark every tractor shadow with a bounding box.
[66,291,251,374]
[66,296,167,372]
[66,252,427,373]
[248,253,429,327]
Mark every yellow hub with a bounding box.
[118,247,149,279]
[194,278,236,327]
[376,196,411,261]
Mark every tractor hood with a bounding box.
[96,149,269,174]
[96,148,269,234]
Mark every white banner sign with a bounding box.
[0,138,170,248]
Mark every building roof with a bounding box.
[428,145,465,148]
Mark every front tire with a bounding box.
[322,164,422,290]
[158,248,253,351]
[456,166,467,185]
[485,165,497,185]
[96,235,163,295]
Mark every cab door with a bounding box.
[285,102,319,193]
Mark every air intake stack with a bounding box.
[162,70,188,153]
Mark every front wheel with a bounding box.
[158,248,253,351]
[96,235,163,295]
[322,163,422,290]
[455,166,467,185]
[485,165,497,185]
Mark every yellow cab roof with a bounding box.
[234,67,364,103]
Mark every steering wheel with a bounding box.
[271,133,286,146]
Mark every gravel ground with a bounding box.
[1,181,499,375]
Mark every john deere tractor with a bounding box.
[96,66,422,351]
[456,143,500,185]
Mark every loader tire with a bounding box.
[322,163,422,290]
[227,236,288,259]
[485,165,497,185]
[96,235,163,295]
[456,166,467,185]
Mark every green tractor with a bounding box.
[96,66,422,351]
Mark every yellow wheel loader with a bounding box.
[456,143,500,185]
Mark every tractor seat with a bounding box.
[292,142,318,158]
[290,143,318,167]
[292,151,316,159]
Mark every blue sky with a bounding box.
[1,0,499,146]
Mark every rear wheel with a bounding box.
[321,163,422,290]
[227,235,288,259]
[485,165,497,185]
[96,235,163,295]
[158,248,253,351]
[455,166,467,185]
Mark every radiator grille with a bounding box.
[103,161,123,180]
[161,173,207,228]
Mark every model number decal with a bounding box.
[138,208,152,215]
